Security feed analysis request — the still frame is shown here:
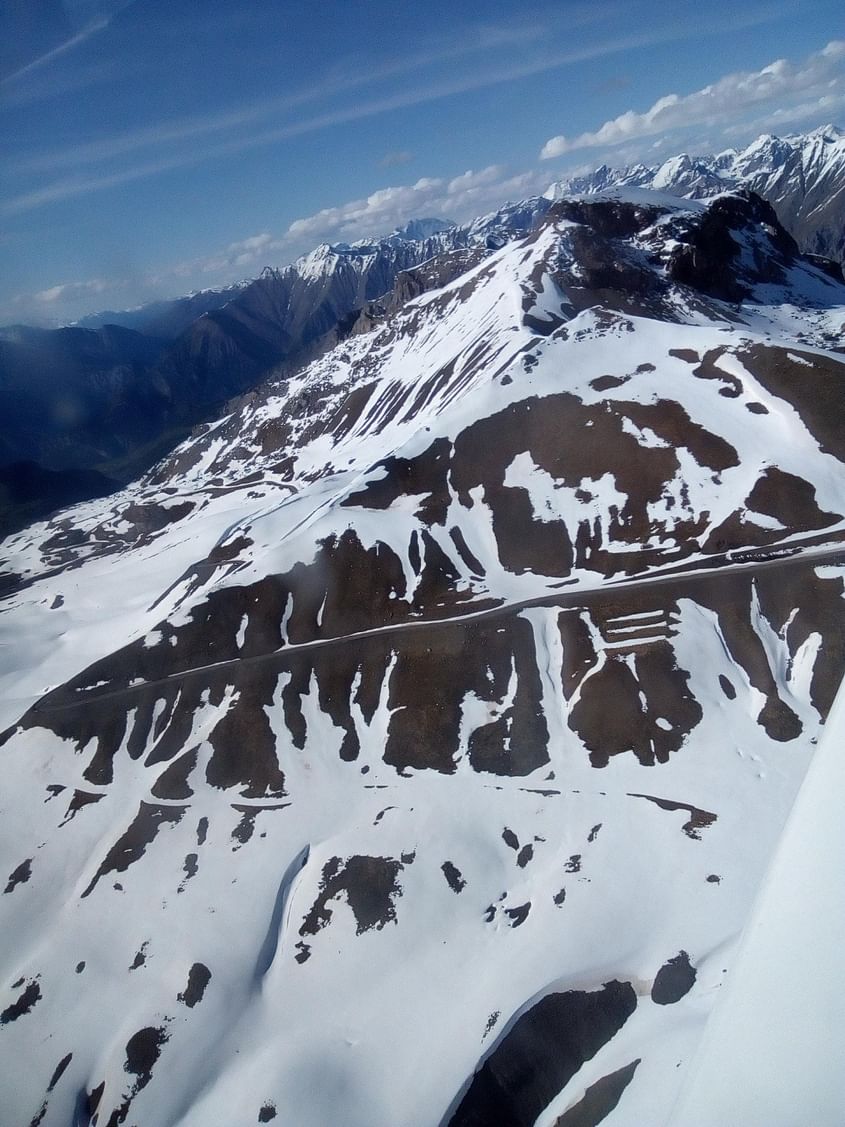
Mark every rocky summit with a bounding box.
[1,187,845,1126]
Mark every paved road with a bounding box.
[33,534,845,715]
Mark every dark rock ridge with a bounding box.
[12,550,841,801]
[446,981,638,1127]
[551,1060,641,1127]
[651,951,697,1005]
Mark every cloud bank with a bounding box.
[540,40,845,157]
[7,161,550,323]
[284,165,540,245]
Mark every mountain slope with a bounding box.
[148,203,549,408]
[669,678,845,1125]
[2,123,841,537]
[0,209,550,534]
[1,191,844,1126]
[0,323,170,469]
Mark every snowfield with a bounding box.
[1,189,844,1126]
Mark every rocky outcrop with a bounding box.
[665,193,798,302]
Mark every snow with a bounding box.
[669,677,845,1126]
[1,183,844,1126]
[545,124,845,275]
[562,186,707,212]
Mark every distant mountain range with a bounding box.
[546,123,845,265]
[76,283,250,340]
[0,126,842,532]
[0,205,548,528]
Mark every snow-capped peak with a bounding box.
[391,217,455,241]
[544,124,845,264]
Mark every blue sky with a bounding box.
[1,0,843,324]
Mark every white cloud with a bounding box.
[1,56,135,108]
[722,91,845,139]
[10,26,572,176]
[540,39,845,158]
[31,278,110,304]
[3,160,551,324]
[286,178,445,243]
[154,164,546,284]
[4,276,122,323]
[1,1,136,87]
[283,165,547,248]
[1,17,109,85]
[169,169,516,278]
[193,232,287,275]
[5,16,772,214]
[1,153,205,216]
[447,165,506,194]
[224,232,275,261]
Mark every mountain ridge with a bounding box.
[546,123,845,264]
[1,125,843,536]
[0,204,551,530]
[1,184,845,1124]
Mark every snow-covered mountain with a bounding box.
[0,206,550,531]
[546,124,845,264]
[5,123,842,536]
[1,189,845,1125]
